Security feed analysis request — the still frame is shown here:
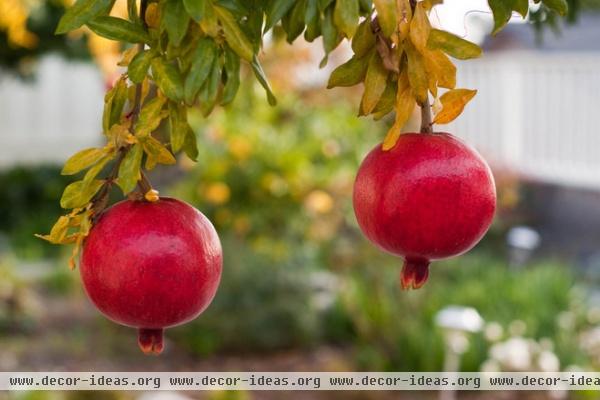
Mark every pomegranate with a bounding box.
[353,132,496,289]
[80,198,222,354]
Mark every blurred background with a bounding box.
[1,0,600,399]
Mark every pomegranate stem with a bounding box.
[420,97,433,134]
[400,258,430,290]
[138,328,164,355]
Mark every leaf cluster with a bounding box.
[38,0,572,266]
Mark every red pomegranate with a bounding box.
[353,132,496,289]
[80,198,222,354]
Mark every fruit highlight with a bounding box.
[80,198,222,354]
[353,132,496,289]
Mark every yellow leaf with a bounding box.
[396,0,412,42]
[117,46,138,67]
[145,3,160,29]
[61,148,106,175]
[141,136,176,170]
[35,216,69,244]
[373,0,397,37]
[409,2,430,53]
[423,49,456,90]
[423,0,444,10]
[117,143,143,194]
[434,88,477,124]
[405,41,428,104]
[107,120,133,149]
[432,95,443,114]
[382,72,415,151]
[360,52,389,115]
[135,94,168,137]
[60,179,105,209]
[427,29,482,60]
[83,155,113,185]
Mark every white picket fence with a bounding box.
[0,54,105,167]
[450,51,600,189]
[0,51,599,189]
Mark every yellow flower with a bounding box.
[0,0,39,49]
[203,182,231,205]
[228,137,253,161]
[304,190,334,215]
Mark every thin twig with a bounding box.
[370,17,400,73]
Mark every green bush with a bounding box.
[341,252,587,371]
[0,165,72,259]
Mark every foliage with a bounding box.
[167,86,589,371]
[0,0,90,76]
[0,166,72,258]
[171,236,327,354]
[167,83,377,354]
[36,0,577,266]
[341,252,589,371]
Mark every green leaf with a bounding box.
[359,0,373,13]
[282,0,307,43]
[222,46,241,105]
[151,58,184,101]
[183,0,209,22]
[214,5,254,62]
[373,0,397,37]
[406,41,428,104]
[327,53,370,88]
[199,1,220,37]
[318,0,335,11]
[62,148,106,175]
[542,0,568,15]
[321,5,341,64]
[304,0,321,42]
[183,127,199,161]
[372,79,396,119]
[135,95,168,137]
[427,29,482,60]
[168,102,188,152]
[127,0,140,23]
[128,49,156,84]
[83,154,113,184]
[360,52,388,115]
[184,38,218,104]
[102,77,128,132]
[352,20,376,58]
[60,180,104,209]
[162,0,190,46]
[514,0,530,17]
[55,0,114,34]
[251,56,277,106]
[488,0,513,35]
[265,0,297,31]
[199,59,222,117]
[334,0,359,38]
[86,16,150,43]
[117,144,143,194]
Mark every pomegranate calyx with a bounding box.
[138,328,164,355]
[400,258,430,290]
